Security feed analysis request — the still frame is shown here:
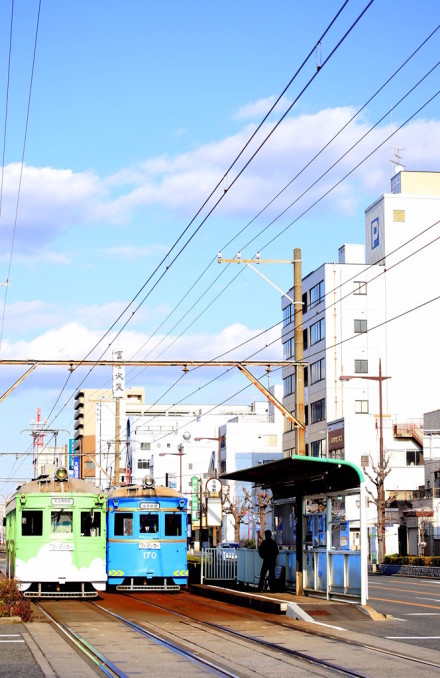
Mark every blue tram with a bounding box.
[107,476,188,591]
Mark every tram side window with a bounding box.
[140,513,159,534]
[81,511,101,537]
[165,513,182,537]
[51,510,73,533]
[114,512,133,536]
[21,510,43,536]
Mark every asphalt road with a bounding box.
[346,574,440,651]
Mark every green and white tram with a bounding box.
[5,467,107,597]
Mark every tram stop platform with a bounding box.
[190,584,385,623]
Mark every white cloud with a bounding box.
[233,95,292,121]
[0,164,105,252]
[1,107,439,256]
[0,321,282,392]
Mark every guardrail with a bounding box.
[201,548,237,582]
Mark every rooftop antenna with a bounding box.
[391,148,406,175]
[390,107,406,174]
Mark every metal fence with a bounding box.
[201,548,237,582]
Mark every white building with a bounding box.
[281,171,440,544]
[126,388,284,544]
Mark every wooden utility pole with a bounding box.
[294,248,305,456]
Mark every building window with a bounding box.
[263,434,278,447]
[138,459,149,469]
[283,304,292,327]
[353,281,367,295]
[140,442,151,451]
[283,338,294,360]
[310,280,324,309]
[302,292,307,315]
[310,358,325,384]
[406,450,423,466]
[310,319,325,345]
[84,461,95,470]
[354,319,367,334]
[303,328,308,350]
[311,439,326,458]
[284,374,294,397]
[329,448,344,460]
[311,398,325,424]
[354,359,368,373]
[393,209,405,222]
[355,400,369,414]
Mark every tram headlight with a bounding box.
[142,475,155,490]
[179,499,185,509]
[55,467,68,481]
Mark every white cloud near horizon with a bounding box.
[0,320,282,394]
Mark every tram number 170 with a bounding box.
[142,551,157,559]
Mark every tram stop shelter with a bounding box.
[221,455,368,605]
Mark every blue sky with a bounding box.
[0,0,439,489]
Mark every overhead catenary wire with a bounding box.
[120,23,440,380]
[59,0,374,371]
[0,0,42,352]
[41,2,375,430]
[47,74,440,447]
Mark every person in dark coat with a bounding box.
[257,530,279,591]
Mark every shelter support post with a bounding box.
[295,494,303,595]
[326,496,332,601]
[360,482,368,606]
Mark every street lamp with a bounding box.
[159,431,191,494]
[340,358,390,563]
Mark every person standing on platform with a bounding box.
[257,530,279,591]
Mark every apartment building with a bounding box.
[281,171,440,521]
[73,387,145,484]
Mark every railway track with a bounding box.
[34,600,239,677]
[107,590,440,676]
[12,589,440,676]
[147,589,440,671]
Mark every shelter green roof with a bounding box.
[221,455,364,499]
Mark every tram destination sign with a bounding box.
[139,502,160,510]
[51,498,74,506]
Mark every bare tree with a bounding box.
[243,487,273,545]
[222,486,251,543]
[363,453,391,563]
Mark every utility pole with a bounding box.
[294,248,305,456]
[340,359,391,563]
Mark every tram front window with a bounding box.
[51,510,73,533]
[140,513,158,533]
[22,510,43,536]
[165,513,182,536]
[81,511,101,536]
[114,512,133,536]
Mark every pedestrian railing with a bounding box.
[201,548,237,582]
